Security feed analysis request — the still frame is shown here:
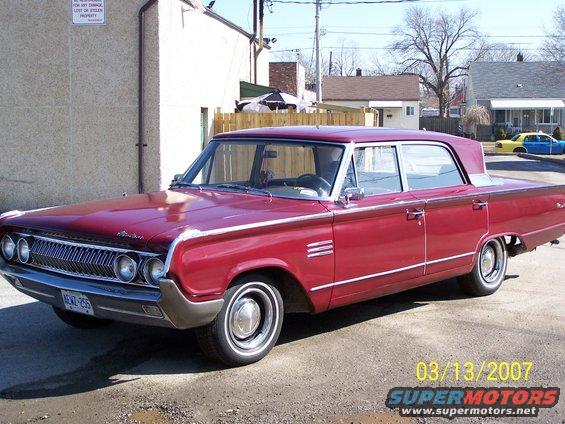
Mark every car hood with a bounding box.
[3,190,327,251]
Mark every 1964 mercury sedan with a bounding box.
[1,127,564,365]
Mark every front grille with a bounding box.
[30,237,120,281]
[12,233,159,285]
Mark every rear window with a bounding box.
[402,145,465,190]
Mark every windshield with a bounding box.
[179,140,346,199]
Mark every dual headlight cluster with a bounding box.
[113,254,165,286]
[1,234,30,263]
[1,233,165,286]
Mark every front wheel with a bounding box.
[195,275,284,366]
[458,238,508,296]
[52,306,113,329]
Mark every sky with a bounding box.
[213,0,563,71]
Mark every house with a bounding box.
[269,62,316,102]
[466,61,565,136]
[322,73,420,129]
[0,0,269,211]
[421,86,465,118]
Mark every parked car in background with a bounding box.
[1,127,564,366]
[495,132,565,154]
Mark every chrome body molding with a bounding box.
[307,240,333,258]
[310,252,476,292]
[0,210,24,220]
[164,212,334,272]
[0,256,223,330]
[522,222,565,237]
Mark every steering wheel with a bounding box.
[295,174,331,196]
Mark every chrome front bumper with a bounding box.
[0,257,223,329]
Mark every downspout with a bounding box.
[252,0,257,83]
[138,0,159,194]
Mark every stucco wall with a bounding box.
[0,0,267,211]
[0,0,152,211]
[327,100,420,129]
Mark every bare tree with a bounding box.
[478,42,532,62]
[390,7,488,117]
[542,4,565,65]
[331,39,361,76]
[367,51,396,75]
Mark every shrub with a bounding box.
[552,126,564,140]
[494,127,507,140]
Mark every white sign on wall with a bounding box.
[71,0,106,25]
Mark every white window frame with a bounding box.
[405,106,415,116]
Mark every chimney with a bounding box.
[517,52,524,62]
[356,68,362,76]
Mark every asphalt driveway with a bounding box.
[0,155,563,423]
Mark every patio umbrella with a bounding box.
[237,89,312,112]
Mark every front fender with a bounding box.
[225,258,301,287]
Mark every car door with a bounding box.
[537,135,554,154]
[327,144,426,308]
[401,143,489,275]
[523,134,541,153]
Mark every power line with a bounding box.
[273,45,542,52]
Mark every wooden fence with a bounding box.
[419,117,461,135]
[214,111,376,134]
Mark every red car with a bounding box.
[1,127,564,366]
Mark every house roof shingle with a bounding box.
[469,61,565,100]
[322,75,420,101]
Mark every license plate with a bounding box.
[61,290,94,316]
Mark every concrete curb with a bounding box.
[517,153,565,167]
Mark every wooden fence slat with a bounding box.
[213,111,376,135]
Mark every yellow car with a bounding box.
[495,132,565,154]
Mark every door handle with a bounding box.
[406,208,425,220]
[473,200,488,209]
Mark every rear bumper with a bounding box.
[0,258,223,329]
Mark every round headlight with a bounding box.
[1,235,16,260]
[17,238,30,263]
[113,254,138,283]
[143,258,165,285]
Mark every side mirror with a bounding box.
[339,187,365,208]
[344,187,365,201]
[171,174,183,184]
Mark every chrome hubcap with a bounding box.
[479,240,506,285]
[231,297,261,339]
[226,284,277,353]
[481,246,495,276]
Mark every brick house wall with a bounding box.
[269,62,298,96]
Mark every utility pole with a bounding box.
[328,51,333,76]
[314,0,322,102]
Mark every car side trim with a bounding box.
[164,211,334,272]
[310,251,475,292]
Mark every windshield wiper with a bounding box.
[215,183,272,198]
[170,181,203,191]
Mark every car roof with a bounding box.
[213,126,487,175]
[215,125,464,144]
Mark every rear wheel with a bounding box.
[458,238,508,296]
[52,306,113,329]
[513,147,527,153]
[195,275,284,366]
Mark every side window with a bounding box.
[401,145,465,190]
[406,106,415,116]
[354,146,402,195]
[539,135,551,142]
